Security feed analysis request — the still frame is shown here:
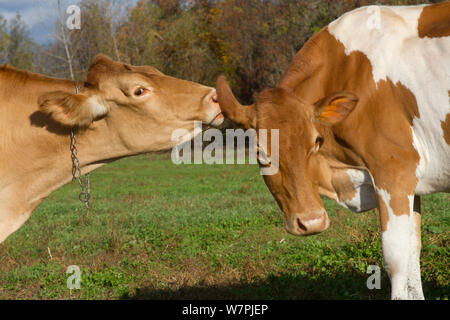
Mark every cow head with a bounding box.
[38,54,224,153]
[217,76,358,236]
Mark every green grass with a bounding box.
[0,153,448,299]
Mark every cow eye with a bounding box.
[315,136,324,150]
[134,87,148,97]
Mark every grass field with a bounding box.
[0,153,448,300]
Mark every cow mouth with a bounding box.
[204,91,224,127]
[207,111,224,127]
[213,111,223,120]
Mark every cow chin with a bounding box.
[285,211,330,236]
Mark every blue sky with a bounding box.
[0,0,139,44]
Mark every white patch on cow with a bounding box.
[87,96,108,118]
[303,217,322,226]
[374,187,425,299]
[329,5,450,195]
[407,205,424,300]
[375,187,411,299]
[336,169,377,212]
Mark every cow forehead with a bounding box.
[87,55,164,85]
[127,64,163,76]
[256,89,314,127]
[90,70,190,96]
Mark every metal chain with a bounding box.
[70,129,90,209]
[70,84,91,210]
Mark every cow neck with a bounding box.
[318,123,368,171]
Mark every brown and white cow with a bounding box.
[0,54,223,243]
[217,3,449,300]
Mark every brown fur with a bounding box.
[442,113,450,146]
[418,2,450,38]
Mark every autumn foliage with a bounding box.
[0,0,442,104]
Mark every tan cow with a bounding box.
[0,54,223,243]
[217,3,450,300]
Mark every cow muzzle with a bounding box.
[285,211,330,236]
[204,89,224,126]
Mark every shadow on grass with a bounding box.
[124,271,448,300]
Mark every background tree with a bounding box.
[0,15,9,63]
[0,0,444,98]
[0,14,37,71]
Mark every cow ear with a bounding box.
[314,92,358,125]
[216,76,256,129]
[38,91,109,128]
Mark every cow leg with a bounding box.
[407,196,424,300]
[375,187,419,300]
[0,193,38,243]
[0,209,32,244]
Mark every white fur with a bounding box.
[374,187,418,299]
[337,169,378,212]
[329,5,450,195]
[407,208,424,300]
[87,96,109,118]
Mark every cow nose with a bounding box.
[285,211,329,236]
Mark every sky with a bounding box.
[0,0,139,44]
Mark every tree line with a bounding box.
[0,0,442,104]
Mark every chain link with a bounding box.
[70,128,91,209]
[70,84,91,210]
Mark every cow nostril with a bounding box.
[296,218,307,232]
